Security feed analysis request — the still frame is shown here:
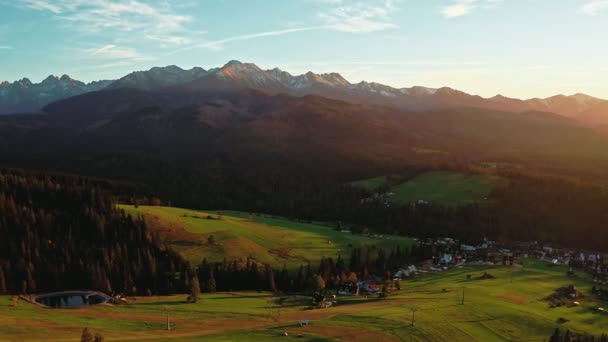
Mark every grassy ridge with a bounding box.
[349,176,389,191]
[351,171,507,207]
[119,205,413,268]
[389,171,507,206]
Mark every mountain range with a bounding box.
[2,60,608,130]
[2,60,608,184]
[0,75,112,114]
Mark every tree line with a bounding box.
[16,153,608,251]
[0,168,190,295]
[111,157,608,252]
[191,244,432,294]
[550,328,608,342]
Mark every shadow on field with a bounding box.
[136,301,185,306]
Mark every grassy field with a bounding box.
[2,259,606,341]
[118,205,413,267]
[349,176,390,191]
[351,171,507,207]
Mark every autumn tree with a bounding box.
[81,328,93,342]
[189,275,200,303]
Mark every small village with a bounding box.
[319,235,608,312]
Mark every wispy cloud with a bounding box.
[69,43,154,71]
[74,60,138,71]
[88,44,147,60]
[146,35,192,46]
[581,1,608,15]
[65,44,156,71]
[319,0,399,33]
[441,0,478,18]
[179,0,400,52]
[441,0,503,18]
[277,61,485,67]
[14,0,191,45]
[175,27,319,53]
[19,0,61,13]
[311,0,344,4]
[0,45,13,49]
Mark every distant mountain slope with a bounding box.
[170,61,608,129]
[0,75,112,114]
[5,60,608,128]
[106,65,207,91]
[28,86,608,172]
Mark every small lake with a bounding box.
[35,291,110,309]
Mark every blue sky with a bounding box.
[0,0,607,99]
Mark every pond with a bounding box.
[34,291,110,309]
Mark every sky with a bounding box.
[0,0,607,99]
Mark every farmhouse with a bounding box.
[337,283,359,296]
[394,265,418,279]
[356,281,381,294]
[461,244,476,252]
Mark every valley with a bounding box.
[2,260,606,341]
[2,7,608,339]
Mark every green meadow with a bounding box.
[349,176,390,192]
[351,171,507,207]
[119,205,413,268]
[2,259,606,341]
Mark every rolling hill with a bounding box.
[119,205,413,268]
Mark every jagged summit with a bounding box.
[223,60,244,67]
[0,76,112,114]
[218,61,262,74]
[401,86,438,96]
[106,65,208,91]
[42,75,59,83]
[2,60,608,129]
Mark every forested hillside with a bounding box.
[0,168,189,295]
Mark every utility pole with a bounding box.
[461,287,465,305]
[165,305,170,331]
[410,307,418,326]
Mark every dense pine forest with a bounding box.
[194,244,432,294]
[0,168,189,295]
[2,159,608,295]
[102,158,608,251]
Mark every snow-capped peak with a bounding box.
[400,86,438,96]
[569,93,600,104]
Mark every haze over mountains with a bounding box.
[2,60,608,130]
[0,61,606,181]
[0,75,112,114]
